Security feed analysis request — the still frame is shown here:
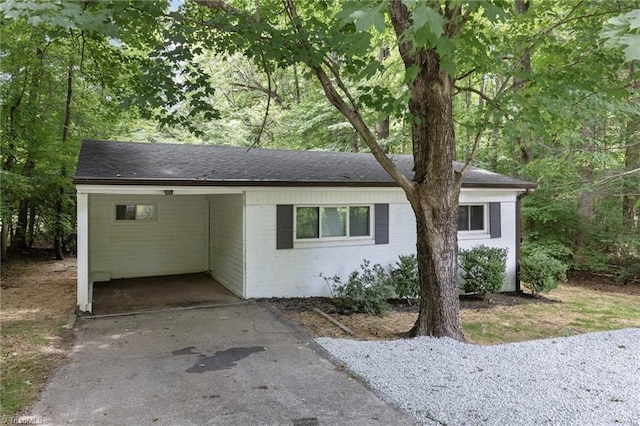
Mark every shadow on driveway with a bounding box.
[30,303,416,425]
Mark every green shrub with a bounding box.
[322,260,393,316]
[520,252,568,297]
[388,254,419,299]
[459,245,508,296]
[521,240,574,265]
[613,243,640,285]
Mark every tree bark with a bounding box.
[623,118,640,227]
[54,63,74,260]
[514,0,533,165]
[376,46,390,142]
[390,1,465,339]
[13,158,34,252]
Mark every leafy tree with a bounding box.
[3,0,639,338]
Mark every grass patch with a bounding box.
[462,285,640,344]
[0,320,71,420]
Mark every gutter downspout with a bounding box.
[515,189,532,292]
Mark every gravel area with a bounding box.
[317,328,640,425]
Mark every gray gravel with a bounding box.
[317,328,640,425]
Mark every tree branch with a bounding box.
[596,168,640,186]
[230,82,288,108]
[313,65,414,194]
[453,85,497,105]
[249,51,272,149]
[192,0,259,23]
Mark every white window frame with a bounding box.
[294,204,374,242]
[457,203,489,238]
[112,202,159,224]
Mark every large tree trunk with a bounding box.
[387,1,464,339]
[404,49,464,339]
[278,0,466,339]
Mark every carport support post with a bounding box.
[77,191,91,312]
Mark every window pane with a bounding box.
[458,206,469,231]
[349,206,370,236]
[116,204,136,220]
[136,205,157,221]
[116,204,156,221]
[470,205,484,230]
[296,207,319,239]
[321,207,346,237]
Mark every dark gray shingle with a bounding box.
[73,139,536,189]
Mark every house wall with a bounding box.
[244,187,521,298]
[246,188,413,298]
[208,194,244,297]
[459,190,520,292]
[88,194,207,280]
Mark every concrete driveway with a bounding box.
[30,303,415,425]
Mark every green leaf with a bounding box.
[351,6,385,32]
[440,56,456,77]
[411,4,446,38]
[337,1,385,32]
[621,34,640,61]
[480,1,508,22]
[404,64,419,83]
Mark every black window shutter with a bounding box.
[276,205,294,249]
[489,202,501,239]
[374,204,389,245]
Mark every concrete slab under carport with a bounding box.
[30,304,416,425]
[91,273,240,315]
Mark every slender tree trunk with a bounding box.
[623,118,640,227]
[0,222,8,260]
[292,63,300,102]
[27,206,37,248]
[351,130,360,152]
[376,46,390,142]
[376,118,390,141]
[13,158,34,252]
[14,200,30,251]
[576,125,595,249]
[514,0,533,165]
[54,64,74,260]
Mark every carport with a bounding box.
[91,273,240,315]
[76,188,246,313]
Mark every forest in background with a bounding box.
[1,0,639,283]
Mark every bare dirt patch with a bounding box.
[1,253,76,420]
[266,274,640,343]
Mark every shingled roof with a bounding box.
[73,139,537,189]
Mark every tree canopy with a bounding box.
[1,0,638,336]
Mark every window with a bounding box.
[458,204,485,232]
[295,205,371,240]
[115,204,157,221]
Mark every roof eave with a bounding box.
[73,177,537,190]
[71,178,400,187]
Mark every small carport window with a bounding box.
[115,204,157,221]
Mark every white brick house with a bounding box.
[74,140,536,312]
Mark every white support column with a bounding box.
[76,191,91,312]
